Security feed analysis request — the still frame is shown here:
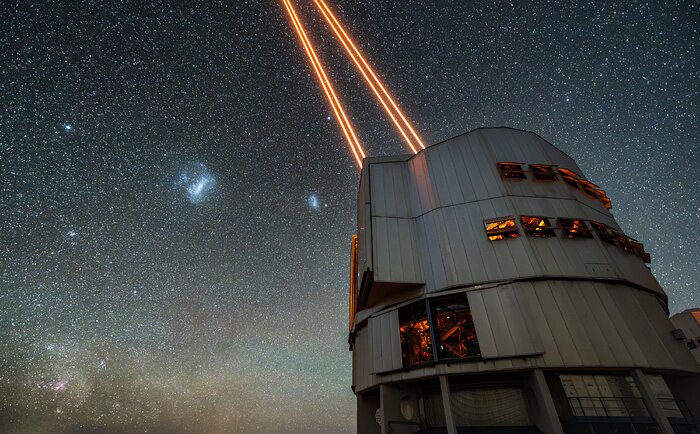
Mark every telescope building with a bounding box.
[348,128,700,434]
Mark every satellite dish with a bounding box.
[400,397,415,420]
[374,408,383,426]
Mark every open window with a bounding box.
[616,234,651,263]
[484,218,520,241]
[558,168,582,188]
[591,222,617,245]
[521,215,555,237]
[433,295,480,360]
[497,162,526,179]
[577,179,598,192]
[592,189,613,209]
[529,164,558,181]
[398,295,481,368]
[630,240,651,263]
[559,218,593,239]
[399,302,433,367]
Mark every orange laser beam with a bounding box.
[282,0,365,166]
[313,0,417,154]
[283,0,363,165]
[314,0,426,151]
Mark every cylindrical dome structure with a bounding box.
[349,128,699,434]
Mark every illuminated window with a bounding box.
[530,164,558,181]
[497,162,526,179]
[615,233,637,255]
[484,218,519,241]
[630,240,651,263]
[594,189,613,209]
[433,295,480,360]
[559,218,593,239]
[616,234,651,263]
[399,302,433,367]
[521,215,555,237]
[398,295,481,368]
[558,168,582,189]
[592,222,616,245]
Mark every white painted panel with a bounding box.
[497,285,540,356]
[459,204,490,284]
[550,281,601,366]
[566,282,616,366]
[637,292,698,371]
[536,283,583,366]
[593,284,648,366]
[468,291,498,358]
[612,289,672,368]
[427,147,451,208]
[481,289,516,356]
[578,281,633,366]
[513,282,562,366]
[371,217,388,280]
[385,218,401,281]
[368,310,402,374]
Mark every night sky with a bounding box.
[1,1,698,433]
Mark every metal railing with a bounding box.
[568,396,650,418]
[569,397,698,425]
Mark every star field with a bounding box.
[1,1,698,433]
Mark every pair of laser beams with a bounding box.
[281,0,425,167]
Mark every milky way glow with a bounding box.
[177,162,216,204]
[1,1,697,433]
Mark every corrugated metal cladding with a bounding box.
[351,128,699,434]
[357,127,662,303]
[351,281,698,392]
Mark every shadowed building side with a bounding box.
[348,127,700,434]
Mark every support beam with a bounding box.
[439,376,457,434]
[525,370,564,434]
[632,369,674,434]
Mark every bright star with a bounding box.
[63,123,73,132]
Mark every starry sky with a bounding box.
[1,1,698,433]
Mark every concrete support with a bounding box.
[439,376,457,434]
[357,391,381,434]
[632,369,674,434]
[525,370,564,434]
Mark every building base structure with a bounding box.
[348,128,700,434]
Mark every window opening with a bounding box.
[530,164,558,181]
[559,218,594,239]
[616,235,651,263]
[497,162,526,179]
[521,215,556,237]
[484,218,520,241]
[579,180,601,198]
[433,295,480,360]
[558,168,582,188]
[615,233,637,255]
[594,189,613,209]
[399,302,433,366]
[592,222,617,245]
